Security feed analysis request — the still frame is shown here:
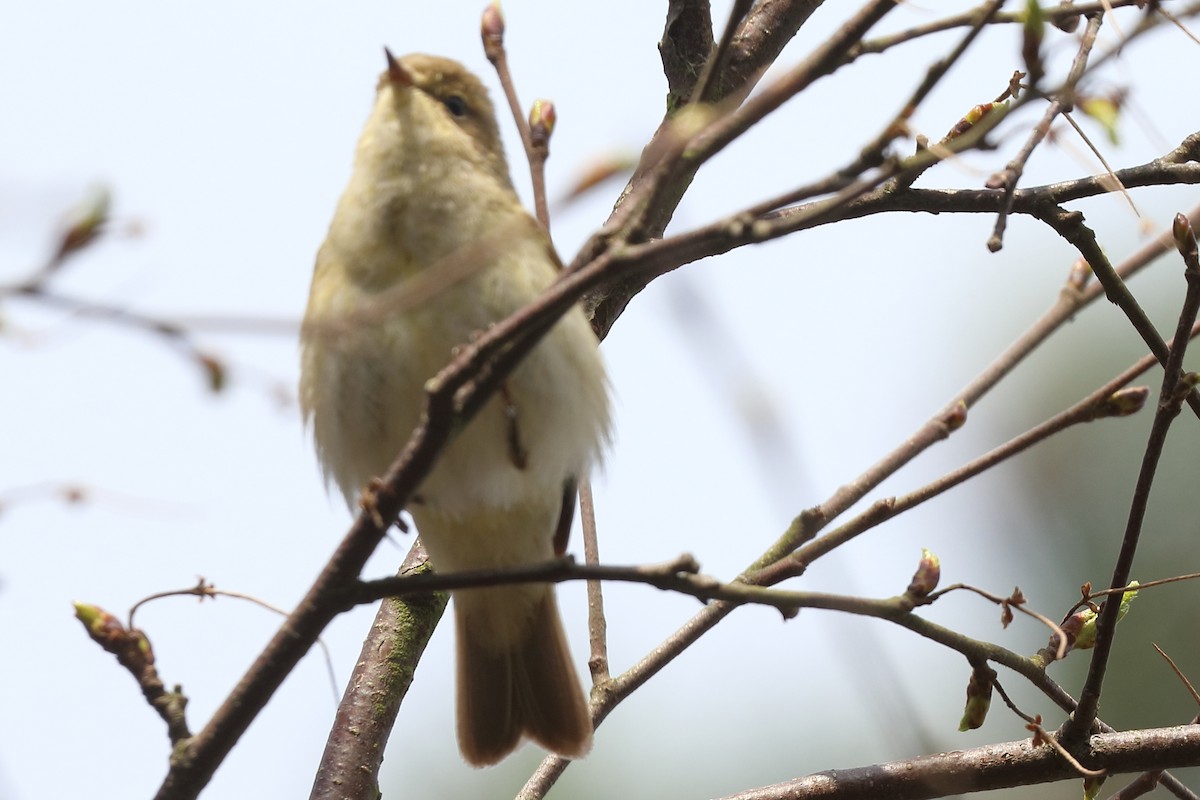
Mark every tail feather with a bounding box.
[455,587,592,766]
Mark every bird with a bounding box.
[300,51,610,766]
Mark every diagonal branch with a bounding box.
[712,725,1200,800]
[988,13,1105,252]
[1063,215,1200,743]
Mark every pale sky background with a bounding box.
[2,2,1199,799]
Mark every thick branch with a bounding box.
[715,725,1200,800]
[308,541,447,800]
[582,0,896,338]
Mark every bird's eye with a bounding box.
[443,95,468,117]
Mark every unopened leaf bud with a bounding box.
[945,400,968,431]
[1098,386,1149,418]
[55,184,111,265]
[481,2,505,60]
[906,548,941,598]
[1173,212,1198,265]
[530,99,556,141]
[198,353,226,393]
[73,601,140,663]
[958,665,995,731]
[1053,1,1081,32]
[1083,774,1107,800]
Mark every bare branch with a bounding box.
[1064,214,1200,743]
[579,478,611,685]
[989,13,1105,251]
[712,726,1200,800]
[308,541,446,800]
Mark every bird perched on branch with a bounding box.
[300,51,610,766]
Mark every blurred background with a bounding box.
[2,1,1198,798]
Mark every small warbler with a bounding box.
[300,52,610,766]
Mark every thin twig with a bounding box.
[1064,213,1200,744]
[481,3,544,222]
[929,584,1070,662]
[1027,718,1108,779]
[992,678,1039,724]
[677,0,899,187]
[128,579,342,703]
[1080,570,1200,605]
[850,0,1146,57]
[579,478,610,685]
[1152,643,1200,707]
[581,0,899,337]
[989,13,1105,252]
[526,99,554,231]
[1058,108,1139,214]
[760,370,1154,582]
[739,0,1007,220]
[358,554,798,612]
[74,602,192,746]
[1158,4,1200,46]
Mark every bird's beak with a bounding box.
[384,47,412,87]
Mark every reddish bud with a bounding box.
[944,102,1007,141]
[1053,1,1081,32]
[905,548,941,599]
[74,601,123,645]
[1174,213,1199,266]
[481,2,505,60]
[198,353,226,393]
[74,601,157,674]
[53,185,111,266]
[529,99,556,141]
[1066,257,1092,290]
[60,485,88,505]
[945,400,968,432]
[1026,715,1050,746]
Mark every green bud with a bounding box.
[958,666,995,731]
[1097,386,1149,417]
[1069,582,1138,652]
[1173,213,1198,265]
[1083,773,1107,800]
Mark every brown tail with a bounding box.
[454,585,592,766]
